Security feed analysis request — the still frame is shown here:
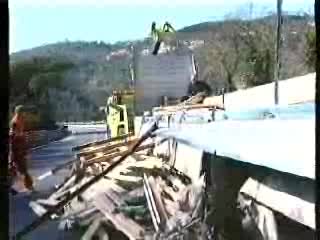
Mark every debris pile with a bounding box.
[27,133,207,240]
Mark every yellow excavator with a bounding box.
[105,89,135,138]
[105,21,197,138]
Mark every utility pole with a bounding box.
[129,43,136,88]
[274,0,283,105]
[314,0,319,235]
[249,1,253,20]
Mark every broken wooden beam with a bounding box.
[240,177,315,230]
[80,148,121,161]
[53,175,77,196]
[72,133,133,151]
[153,103,224,114]
[94,192,145,240]
[148,176,169,223]
[86,143,155,166]
[15,122,158,240]
[143,177,159,232]
[81,217,109,240]
[36,198,59,207]
[77,139,137,158]
[37,159,79,181]
[178,92,207,106]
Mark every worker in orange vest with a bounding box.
[9,105,34,191]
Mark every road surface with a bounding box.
[10,126,107,240]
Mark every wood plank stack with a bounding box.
[28,135,206,240]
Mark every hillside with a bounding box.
[9,14,315,124]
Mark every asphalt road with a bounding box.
[10,129,107,240]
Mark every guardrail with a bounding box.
[25,128,71,149]
[59,121,105,125]
[72,130,107,135]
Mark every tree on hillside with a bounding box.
[29,72,64,98]
[216,25,242,92]
[199,21,244,93]
[10,57,75,126]
[11,57,74,99]
[10,59,42,100]
[305,30,316,70]
[238,22,275,87]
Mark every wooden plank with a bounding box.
[72,133,133,151]
[240,177,315,229]
[86,143,155,165]
[124,187,144,200]
[78,212,104,227]
[28,201,59,219]
[81,148,121,161]
[52,175,76,196]
[60,206,98,222]
[29,201,48,217]
[96,227,110,240]
[81,217,105,240]
[81,179,126,203]
[148,176,169,223]
[143,180,159,232]
[153,103,224,114]
[78,139,137,158]
[112,175,141,183]
[36,198,59,207]
[160,184,180,202]
[162,198,179,217]
[93,192,145,240]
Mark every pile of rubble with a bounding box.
[27,132,208,240]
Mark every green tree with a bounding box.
[10,57,74,127]
[29,72,64,97]
[10,59,42,100]
[305,30,316,70]
[239,22,275,87]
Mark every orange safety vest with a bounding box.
[10,115,25,137]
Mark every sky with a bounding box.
[9,0,314,53]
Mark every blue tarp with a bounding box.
[153,103,315,179]
[215,102,315,121]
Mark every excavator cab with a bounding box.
[106,90,135,138]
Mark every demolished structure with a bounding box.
[16,98,315,240]
[15,46,315,240]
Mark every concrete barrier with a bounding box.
[25,128,71,149]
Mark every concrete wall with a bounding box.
[135,52,195,114]
[204,73,315,110]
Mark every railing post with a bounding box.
[222,88,225,108]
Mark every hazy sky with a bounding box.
[9,0,314,53]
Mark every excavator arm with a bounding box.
[163,22,175,32]
[108,103,124,112]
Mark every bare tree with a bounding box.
[202,21,244,92]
